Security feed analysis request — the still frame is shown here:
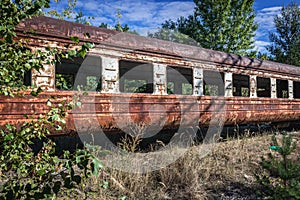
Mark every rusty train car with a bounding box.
[1,16,300,136]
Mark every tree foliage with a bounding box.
[0,0,51,96]
[0,0,104,198]
[267,2,300,66]
[148,19,198,46]
[149,0,257,56]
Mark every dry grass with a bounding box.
[83,131,300,200]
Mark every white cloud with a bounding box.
[254,40,270,53]
[260,6,282,13]
[255,6,281,29]
[71,0,194,35]
[254,6,282,52]
[48,0,286,53]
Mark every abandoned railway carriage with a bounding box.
[1,16,300,136]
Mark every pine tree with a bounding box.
[268,2,300,66]
[257,134,300,199]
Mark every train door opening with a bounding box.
[233,74,250,97]
[276,79,288,98]
[167,66,193,95]
[119,60,153,93]
[294,81,300,99]
[257,77,271,97]
[203,70,224,96]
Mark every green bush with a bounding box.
[0,99,104,199]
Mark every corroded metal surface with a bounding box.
[1,92,300,135]
[16,16,300,81]
[16,16,117,44]
[3,16,299,136]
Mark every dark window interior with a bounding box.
[203,70,224,96]
[257,77,271,97]
[23,70,32,86]
[55,55,102,91]
[167,66,193,95]
[276,79,288,98]
[119,60,153,93]
[233,74,249,97]
[294,81,300,99]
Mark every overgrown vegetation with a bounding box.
[0,0,103,198]
[0,100,103,199]
[257,134,300,199]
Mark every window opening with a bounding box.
[119,60,153,93]
[257,77,271,97]
[233,74,249,97]
[167,66,193,95]
[55,55,102,91]
[203,70,224,96]
[294,81,300,99]
[23,70,32,86]
[276,79,288,98]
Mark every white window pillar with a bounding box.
[193,68,203,96]
[224,72,233,97]
[153,63,167,95]
[271,78,277,98]
[101,56,119,93]
[250,75,257,98]
[32,47,55,91]
[289,80,293,99]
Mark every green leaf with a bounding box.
[91,157,104,176]
[70,36,80,44]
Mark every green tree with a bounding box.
[148,18,199,46]
[150,0,257,56]
[46,0,77,20]
[99,9,138,34]
[267,2,300,66]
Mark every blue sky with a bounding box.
[50,0,300,53]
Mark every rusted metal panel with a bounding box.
[16,16,300,82]
[2,92,300,136]
[16,16,117,44]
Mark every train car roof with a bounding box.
[16,16,300,76]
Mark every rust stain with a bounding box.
[1,92,300,136]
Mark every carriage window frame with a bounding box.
[167,66,193,95]
[203,70,224,96]
[55,55,102,91]
[119,60,153,94]
[233,74,250,97]
[276,79,288,98]
[257,77,271,98]
[293,81,300,99]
